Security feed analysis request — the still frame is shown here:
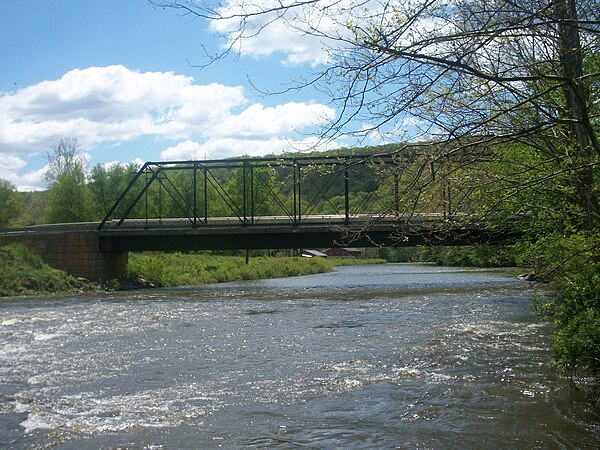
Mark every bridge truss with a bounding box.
[97,153,412,230]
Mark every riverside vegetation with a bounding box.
[0,243,384,296]
[126,251,385,287]
[0,243,99,297]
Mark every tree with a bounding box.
[153,0,599,229]
[44,138,92,223]
[89,162,140,219]
[45,174,92,223]
[0,179,21,228]
[45,137,87,183]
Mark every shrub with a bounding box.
[525,233,600,380]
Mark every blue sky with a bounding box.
[0,0,347,191]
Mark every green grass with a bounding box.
[0,246,383,296]
[126,252,385,287]
[0,244,97,297]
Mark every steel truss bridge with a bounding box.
[0,153,523,279]
[93,153,519,253]
[98,153,408,230]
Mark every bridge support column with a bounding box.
[0,231,127,281]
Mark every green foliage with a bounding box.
[126,252,383,287]
[0,179,21,228]
[523,233,600,378]
[414,245,518,267]
[0,244,96,296]
[45,172,93,223]
[376,247,420,262]
[89,162,139,219]
[15,191,47,226]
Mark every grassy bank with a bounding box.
[0,244,383,296]
[0,244,98,297]
[126,252,385,287]
[376,244,519,267]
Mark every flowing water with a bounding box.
[0,264,598,449]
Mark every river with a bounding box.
[0,264,598,448]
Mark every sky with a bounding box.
[0,0,355,191]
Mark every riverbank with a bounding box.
[126,251,386,288]
[0,244,385,296]
[0,243,100,297]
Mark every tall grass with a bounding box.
[126,252,384,287]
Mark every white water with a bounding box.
[0,264,598,448]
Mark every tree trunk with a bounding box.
[555,0,599,230]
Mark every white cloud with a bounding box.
[0,155,36,190]
[161,137,294,160]
[158,99,336,160]
[0,65,246,154]
[213,15,331,67]
[8,166,48,192]
[210,1,411,67]
[211,0,354,67]
[0,154,26,177]
[212,102,335,138]
[0,65,337,190]
[161,135,343,161]
[131,158,145,168]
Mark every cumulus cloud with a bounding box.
[161,137,295,160]
[0,65,246,154]
[161,135,342,161]
[0,64,336,190]
[212,13,331,66]
[211,102,335,138]
[3,165,48,192]
[210,0,354,67]
[210,0,403,67]
[0,154,27,176]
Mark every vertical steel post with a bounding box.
[293,159,298,225]
[394,172,399,217]
[444,155,450,219]
[158,170,162,225]
[193,162,198,228]
[250,165,255,224]
[445,183,452,219]
[297,163,302,224]
[344,160,350,223]
[145,170,149,229]
[203,166,208,225]
[242,161,247,226]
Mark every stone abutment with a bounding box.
[0,231,127,281]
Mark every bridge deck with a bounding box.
[97,216,516,252]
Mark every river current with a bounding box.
[0,264,598,448]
